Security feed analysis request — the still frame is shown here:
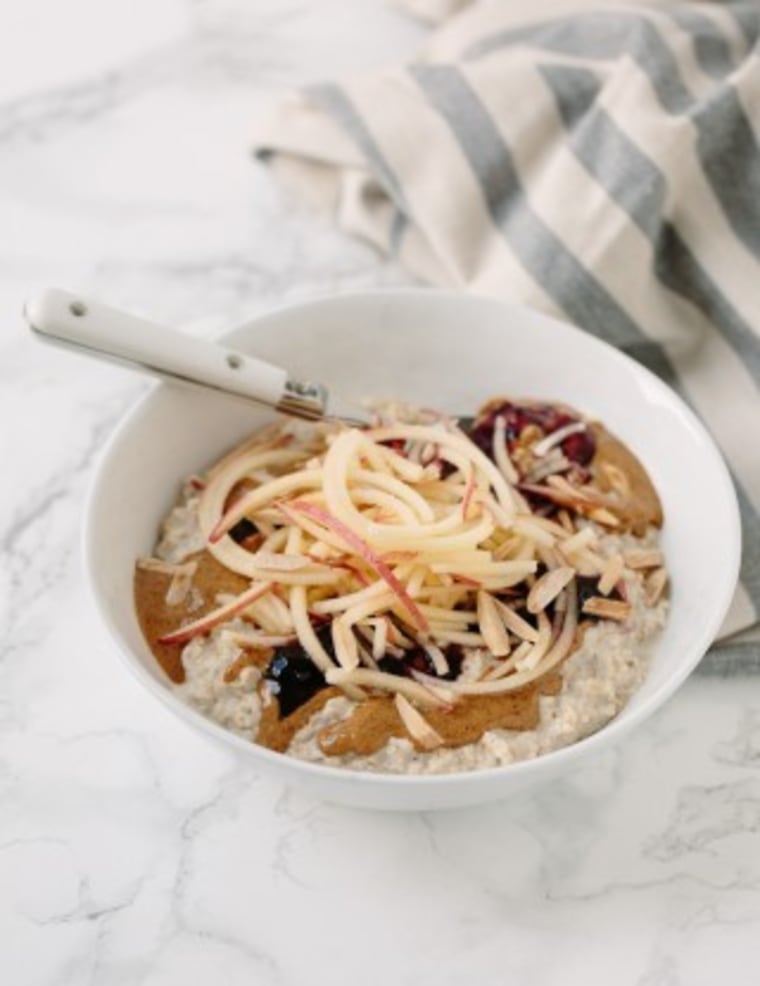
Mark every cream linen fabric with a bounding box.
[252,0,760,656]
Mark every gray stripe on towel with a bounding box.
[667,8,736,79]
[413,62,759,614]
[696,642,760,676]
[539,63,760,380]
[467,10,760,260]
[410,63,653,359]
[539,61,760,610]
[309,83,410,215]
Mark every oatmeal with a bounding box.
[133,398,669,774]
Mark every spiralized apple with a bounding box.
[143,408,615,722]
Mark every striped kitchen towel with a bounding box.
[252,0,760,653]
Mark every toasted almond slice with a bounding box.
[511,516,556,547]
[165,562,199,606]
[372,617,388,661]
[599,461,631,497]
[568,548,607,577]
[477,591,512,657]
[136,556,190,575]
[645,567,669,606]
[546,474,595,502]
[557,509,575,533]
[331,619,360,671]
[559,526,597,555]
[394,694,445,751]
[598,554,624,596]
[587,507,621,527]
[515,610,553,671]
[581,596,632,621]
[483,640,533,680]
[494,598,540,642]
[624,548,665,570]
[527,566,575,614]
[423,638,450,676]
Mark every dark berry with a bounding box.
[377,655,410,678]
[562,430,596,466]
[263,624,334,717]
[378,645,464,681]
[467,400,582,472]
[228,517,259,544]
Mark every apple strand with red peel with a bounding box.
[158,581,274,645]
[284,500,429,633]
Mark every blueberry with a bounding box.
[228,517,259,544]
[263,624,334,718]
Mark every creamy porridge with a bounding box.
[134,399,669,774]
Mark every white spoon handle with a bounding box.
[24,288,328,420]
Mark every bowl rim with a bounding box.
[83,287,742,789]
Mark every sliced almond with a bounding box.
[515,610,553,671]
[557,509,575,533]
[407,632,451,676]
[624,548,664,570]
[572,549,607,576]
[394,694,445,751]
[599,461,631,497]
[598,554,624,596]
[136,556,190,575]
[483,640,533,680]
[527,566,575,614]
[372,617,388,661]
[559,526,597,555]
[477,591,512,657]
[587,507,620,527]
[494,598,539,642]
[546,474,595,502]
[581,596,632,621]
[165,562,198,606]
[511,516,556,547]
[645,568,669,606]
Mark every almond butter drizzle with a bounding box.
[590,424,663,534]
[315,673,562,758]
[256,687,342,752]
[133,550,248,683]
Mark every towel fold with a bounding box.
[253,0,760,645]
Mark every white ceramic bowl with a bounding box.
[85,290,740,811]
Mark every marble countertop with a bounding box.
[2,1,759,983]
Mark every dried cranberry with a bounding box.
[562,430,596,466]
[468,400,583,472]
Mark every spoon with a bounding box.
[24,288,369,425]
